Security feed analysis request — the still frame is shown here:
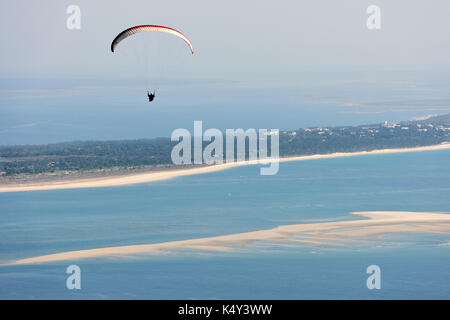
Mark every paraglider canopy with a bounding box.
[111,25,194,54]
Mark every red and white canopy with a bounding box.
[111,25,194,54]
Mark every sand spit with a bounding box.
[6,211,450,266]
[1,143,449,193]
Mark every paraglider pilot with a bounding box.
[147,90,155,102]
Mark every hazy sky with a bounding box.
[1,0,450,144]
[1,0,450,78]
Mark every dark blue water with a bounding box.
[0,149,449,299]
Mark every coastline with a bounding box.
[1,143,449,193]
[5,211,450,265]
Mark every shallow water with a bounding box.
[0,149,449,299]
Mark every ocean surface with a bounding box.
[2,72,450,146]
[0,149,449,299]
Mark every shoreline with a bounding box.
[5,211,450,265]
[1,143,449,193]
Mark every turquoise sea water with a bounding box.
[0,149,449,299]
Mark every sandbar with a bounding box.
[5,211,450,266]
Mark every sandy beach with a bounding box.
[1,143,449,193]
[5,211,450,265]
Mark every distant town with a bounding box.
[278,113,450,157]
[1,114,449,182]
